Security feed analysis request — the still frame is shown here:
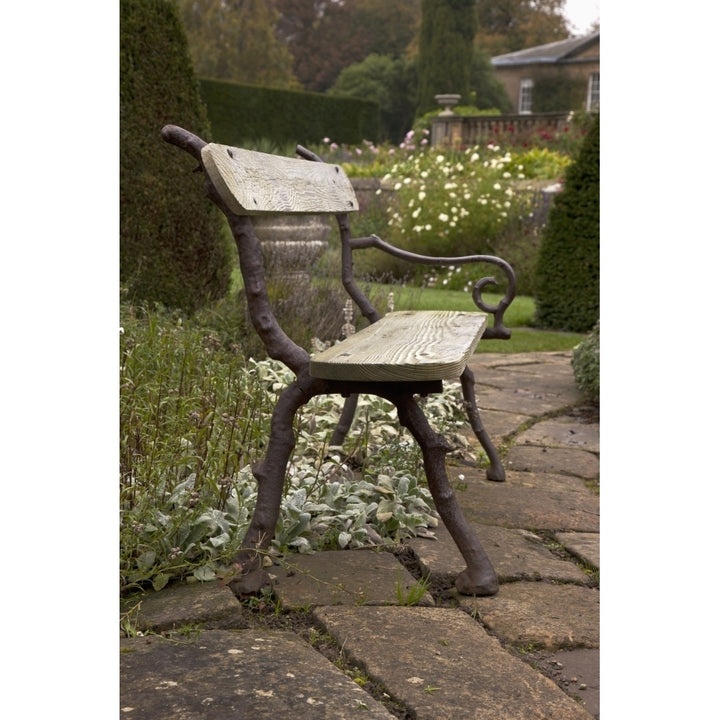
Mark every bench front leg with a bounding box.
[392,393,499,596]
[226,379,311,597]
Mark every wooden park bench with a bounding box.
[161,125,517,597]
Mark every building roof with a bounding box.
[491,31,599,67]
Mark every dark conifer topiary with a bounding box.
[120,0,232,313]
[534,114,599,332]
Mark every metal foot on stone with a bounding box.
[227,567,272,598]
[455,566,499,596]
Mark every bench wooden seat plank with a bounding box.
[309,310,488,382]
[201,143,358,215]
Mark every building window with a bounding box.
[518,78,533,114]
[587,73,600,111]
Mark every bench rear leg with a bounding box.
[329,393,359,447]
[460,366,506,482]
[394,393,499,596]
[227,381,308,598]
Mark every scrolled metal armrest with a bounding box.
[349,233,516,339]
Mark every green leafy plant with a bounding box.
[572,321,599,404]
[120,303,475,593]
[395,573,431,606]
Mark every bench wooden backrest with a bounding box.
[201,143,359,216]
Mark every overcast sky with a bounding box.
[562,0,600,35]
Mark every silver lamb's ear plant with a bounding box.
[121,306,458,592]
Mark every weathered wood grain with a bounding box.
[200,143,358,215]
[309,310,488,382]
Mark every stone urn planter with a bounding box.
[252,214,331,282]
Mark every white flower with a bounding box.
[439,213,449,222]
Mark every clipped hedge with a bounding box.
[199,78,380,147]
[572,320,599,404]
[534,114,599,332]
[120,0,233,313]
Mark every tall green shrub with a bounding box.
[329,54,416,143]
[120,0,233,313]
[534,114,599,332]
[416,0,478,116]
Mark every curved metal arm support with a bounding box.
[296,144,323,162]
[161,124,207,163]
[349,234,516,339]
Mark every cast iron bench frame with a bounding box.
[161,125,517,597]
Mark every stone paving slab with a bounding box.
[538,648,599,719]
[271,548,434,609]
[501,470,594,493]
[516,418,599,453]
[454,478,600,532]
[408,523,589,585]
[476,351,575,366]
[470,353,580,395]
[120,629,397,719]
[506,446,599,479]
[466,408,533,439]
[120,581,242,634]
[554,532,600,569]
[314,605,594,720]
[472,351,576,375]
[459,582,600,650]
[476,367,581,400]
[472,385,575,416]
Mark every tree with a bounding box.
[120,0,233,312]
[475,0,569,57]
[470,47,513,111]
[353,0,421,58]
[178,0,299,87]
[416,0,478,116]
[534,114,599,332]
[329,54,417,142]
[272,0,420,93]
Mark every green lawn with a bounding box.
[230,270,588,354]
[372,283,587,354]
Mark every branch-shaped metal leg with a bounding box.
[227,380,309,597]
[460,365,506,482]
[393,393,499,596]
[329,393,359,447]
